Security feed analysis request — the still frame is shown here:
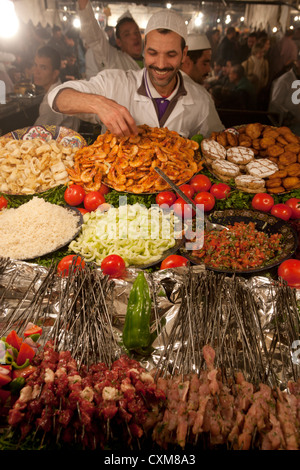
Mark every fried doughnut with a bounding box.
[260,137,276,149]
[267,145,285,158]
[284,143,300,154]
[245,123,263,139]
[278,151,297,166]
[238,135,252,147]
[225,131,239,147]
[282,176,300,189]
[286,162,300,176]
[265,178,283,188]
[267,186,285,194]
[282,132,299,144]
[263,129,280,139]
[216,133,228,147]
[276,135,289,146]
[268,169,288,179]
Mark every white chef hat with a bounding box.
[145,9,187,42]
[186,34,211,51]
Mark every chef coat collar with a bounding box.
[137,69,187,127]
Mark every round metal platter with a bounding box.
[20,206,84,261]
[180,208,298,275]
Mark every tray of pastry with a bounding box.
[201,123,300,194]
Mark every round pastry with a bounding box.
[226,146,254,165]
[235,175,265,190]
[201,139,226,161]
[246,159,278,178]
[211,159,240,178]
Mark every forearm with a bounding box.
[52,87,100,115]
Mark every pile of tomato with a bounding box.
[251,193,300,221]
[64,182,111,214]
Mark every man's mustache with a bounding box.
[149,66,174,72]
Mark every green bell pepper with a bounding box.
[122,272,153,352]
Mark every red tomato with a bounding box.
[0,195,8,210]
[57,255,86,277]
[278,259,300,288]
[194,191,215,212]
[285,198,300,219]
[156,191,177,207]
[189,174,212,193]
[64,185,85,206]
[84,191,106,212]
[270,203,292,221]
[101,255,126,278]
[98,183,110,195]
[160,254,189,270]
[172,197,195,218]
[251,193,274,212]
[210,183,231,200]
[177,184,195,199]
[77,207,89,215]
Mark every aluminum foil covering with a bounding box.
[0,259,299,389]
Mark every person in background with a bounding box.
[268,52,300,136]
[33,46,80,131]
[47,25,68,56]
[48,9,224,139]
[239,31,257,62]
[181,33,212,85]
[206,28,221,65]
[60,51,81,82]
[242,42,269,95]
[216,26,240,65]
[77,0,143,73]
[278,30,298,76]
[0,51,16,95]
[211,63,256,110]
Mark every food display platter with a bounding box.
[181,208,298,275]
[0,126,86,196]
[202,123,300,195]
[2,124,87,148]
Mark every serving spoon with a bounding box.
[154,167,229,232]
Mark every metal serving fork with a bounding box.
[154,167,229,232]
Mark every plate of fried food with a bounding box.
[181,208,298,275]
[201,123,300,194]
[0,125,87,195]
[66,124,203,194]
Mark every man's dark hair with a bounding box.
[145,28,186,51]
[226,26,236,36]
[115,17,138,39]
[36,46,61,71]
[187,49,205,64]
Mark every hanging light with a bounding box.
[166,3,172,8]
[195,12,203,27]
[0,0,19,38]
[272,27,278,33]
[72,17,81,29]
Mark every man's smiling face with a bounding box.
[144,29,187,95]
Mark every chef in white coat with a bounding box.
[269,52,300,135]
[78,0,143,74]
[48,9,224,138]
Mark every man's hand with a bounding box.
[53,88,139,137]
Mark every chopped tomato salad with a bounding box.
[191,221,283,270]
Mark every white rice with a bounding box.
[0,197,80,259]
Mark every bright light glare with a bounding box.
[240,16,245,22]
[195,12,203,27]
[166,3,172,8]
[0,0,19,38]
[272,26,277,33]
[225,14,231,24]
[73,17,81,29]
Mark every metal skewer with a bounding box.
[154,167,228,231]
